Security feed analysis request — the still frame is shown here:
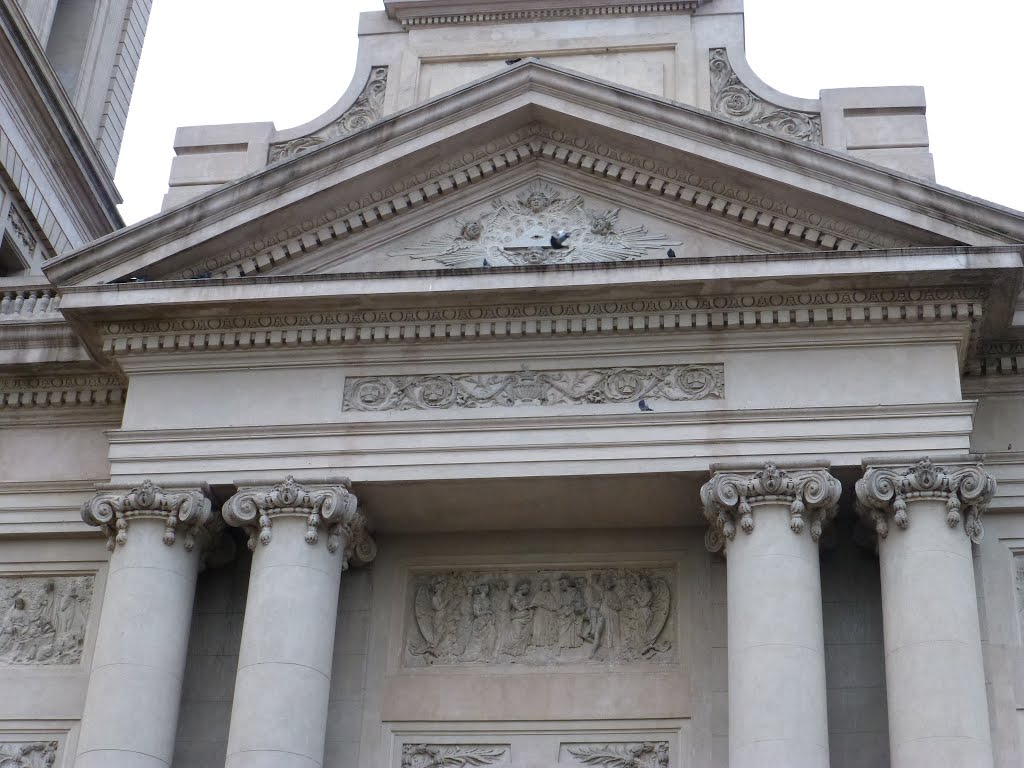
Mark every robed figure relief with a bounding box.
[407,568,673,666]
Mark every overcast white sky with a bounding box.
[114,0,1024,225]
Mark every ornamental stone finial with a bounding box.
[222,476,376,567]
[81,480,214,552]
[855,457,996,543]
[700,461,842,552]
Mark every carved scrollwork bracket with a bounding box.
[700,462,841,552]
[222,476,376,567]
[81,480,215,552]
[855,458,996,544]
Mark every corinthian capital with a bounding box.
[856,457,996,543]
[222,476,376,567]
[700,461,841,552]
[81,480,214,552]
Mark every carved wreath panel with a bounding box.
[405,567,674,667]
[709,49,822,144]
[562,742,670,767]
[0,575,93,665]
[269,66,388,161]
[401,744,509,768]
[392,181,679,268]
[0,741,58,768]
[344,365,723,411]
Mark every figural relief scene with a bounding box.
[405,567,674,667]
[0,575,93,665]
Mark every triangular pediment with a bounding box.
[43,60,1024,286]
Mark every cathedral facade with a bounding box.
[3,2,1024,767]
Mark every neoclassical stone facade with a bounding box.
[4,1,1024,767]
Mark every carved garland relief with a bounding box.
[0,742,58,768]
[343,365,724,412]
[0,576,93,666]
[401,745,508,768]
[405,568,673,667]
[709,49,822,144]
[563,742,670,767]
[392,181,679,268]
[398,742,670,767]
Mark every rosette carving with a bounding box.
[222,477,375,567]
[855,458,996,543]
[81,480,214,552]
[701,462,841,552]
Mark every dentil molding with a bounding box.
[222,476,377,567]
[856,457,996,543]
[385,1,704,28]
[80,480,215,552]
[701,461,841,552]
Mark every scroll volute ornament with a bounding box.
[222,476,376,567]
[81,480,214,552]
[701,462,841,552]
[855,458,996,543]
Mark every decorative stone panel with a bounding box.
[0,741,58,767]
[405,567,674,667]
[561,741,669,766]
[0,575,93,665]
[401,744,509,767]
[344,364,723,411]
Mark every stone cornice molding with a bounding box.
[0,371,125,409]
[81,480,216,552]
[222,476,377,566]
[384,0,704,27]
[701,461,841,552]
[42,61,1024,286]
[855,457,996,543]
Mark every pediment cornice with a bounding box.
[42,61,1024,288]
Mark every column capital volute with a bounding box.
[700,461,841,552]
[81,480,215,552]
[222,476,377,567]
[855,456,996,543]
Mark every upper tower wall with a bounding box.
[162,0,933,211]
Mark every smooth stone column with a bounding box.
[857,458,996,768]
[222,476,376,768]
[76,481,215,768]
[702,461,841,768]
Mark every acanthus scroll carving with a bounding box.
[0,575,93,665]
[81,481,214,552]
[709,49,822,144]
[222,476,376,566]
[855,458,996,543]
[401,744,507,768]
[405,567,673,667]
[0,741,58,767]
[269,67,388,161]
[564,742,669,767]
[701,462,841,552]
[344,364,723,411]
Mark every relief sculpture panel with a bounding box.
[0,742,57,768]
[405,568,674,667]
[0,575,93,665]
[561,742,669,767]
[401,744,508,767]
[1015,554,1024,642]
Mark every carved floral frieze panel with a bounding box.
[0,741,57,768]
[401,744,508,767]
[392,181,679,268]
[709,49,822,144]
[0,575,93,665]
[562,742,669,767]
[405,567,674,667]
[344,365,723,411]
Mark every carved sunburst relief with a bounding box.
[393,182,680,267]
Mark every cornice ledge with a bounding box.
[42,61,1024,286]
[385,0,704,26]
[0,371,125,410]
[222,475,376,567]
[701,460,841,551]
[856,456,996,543]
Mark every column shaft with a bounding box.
[225,518,342,768]
[727,503,830,768]
[878,499,993,767]
[75,521,200,768]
